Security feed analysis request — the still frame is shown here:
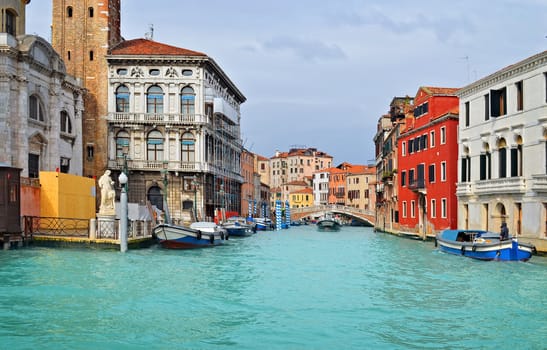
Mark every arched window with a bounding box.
[67,6,73,17]
[498,138,507,178]
[5,10,16,35]
[180,86,195,116]
[181,132,195,162]
[60,111,72,133]
[147,130,164,160]
[480,143,491,180]
[116,130,130,158]
[116,85,130,112]
[29,95,45,122]
[511,136,523,177]
[147,85,163,113]
[88,7,94,17]
[147,186,163,211]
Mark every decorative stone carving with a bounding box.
[98,170,116,215]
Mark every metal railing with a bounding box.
[23,216,89,237]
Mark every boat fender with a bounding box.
[220,233,225,240]
[196,231,202,240]
[472,245,477,252]
[461,246,465,255]
[434,239,437,247]
[209,234,214,244]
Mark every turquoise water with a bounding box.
[0,226,546,349]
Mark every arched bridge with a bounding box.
[291,205,376,226]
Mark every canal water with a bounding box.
[0,226,546,349]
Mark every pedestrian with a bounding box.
[500,222,509,240]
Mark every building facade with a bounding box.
[51,0,122,178]
[346,165,376,210]
[105,38,246,222]
[398,87,459,237]
[457,50,547,250]
[241,149,255,217]
[0,0,84,177]
[312,170,330,205]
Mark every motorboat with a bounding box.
[153,221,227,249]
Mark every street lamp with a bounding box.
[118,171,128,253]
[121,145,129,192]
[161,161,171,224]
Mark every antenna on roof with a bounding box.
[145,24,154,40]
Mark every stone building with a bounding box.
[105,38,245,222]
[0,0,84,177]
[456,50,547,251]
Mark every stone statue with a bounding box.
[98,170,116,215]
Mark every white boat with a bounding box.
[153,221,227,249]
[221,216,255,237]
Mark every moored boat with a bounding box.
[153,221,227,249]
[316,215,341,231]
[435,229,536,261]
[254,217,273,231]
[221,216,255,237]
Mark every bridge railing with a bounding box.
[291,205,375,218]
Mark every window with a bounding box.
[116,85,130,112]
[88,7,94,17]
[147,85,164,113]
[67,6,73,17]
[401,171,406,186]
[461,156,470,182]
[29,95,45,121]
[421,134,427,150]
[182,69,193,76]
[5,10,16,36]
[116,130,130,158]
[402,141,406,156]
[411,200,416,218]
[180,86,195,115]
[149,69,160,76]
[89,51,94,61]
[431,199,437,218]
[117,69,128,75]
[28,154,39,178]
[441,162,446,181]
[147,130,164,160]
[484,94,490,121]
[67,51,71,60]
[480,151,492,180]
[60,111,72,133]
[491,87,507,117]
[408,139,414,153]
[402,201,407,218]
[441,198,447,218]
[465,101,470,127]
[511,143,522,177]
[440,127,446,144]
[429,164,435,183]
[409,169,415,186]
[430,130,435,148]
[181,132,195,162]
[86,145,94,161]
[516,81,523,111]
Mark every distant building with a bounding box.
[398,87,459,237]
[241,149,255,217]
[290,187,313,209]
[457,50,547,249]
[0,0,85,177]
[313,170,330,205]
[346,165,376,211]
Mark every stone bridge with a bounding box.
[291,205,376,226]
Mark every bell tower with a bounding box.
[51,0,122,177]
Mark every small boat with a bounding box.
[316,215,341,231]
[435,229,536,261]
[153,221,227,249]
[254,217,273,231]
[221,216,255,237]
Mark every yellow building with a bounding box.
[290,188,313,209]
[40,172,96,219]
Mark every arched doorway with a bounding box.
[494,202,507,234]
[148,185,163,211]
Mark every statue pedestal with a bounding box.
[96,215,117,239]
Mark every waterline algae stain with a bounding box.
[0,226,545,349]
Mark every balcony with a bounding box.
[106,112,210,126]
[408,178,426,194]
[456,182,474,197]
[475,177,525,195]
[530,175,547,193]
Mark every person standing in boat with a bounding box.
[500,222,509,241]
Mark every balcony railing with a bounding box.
[456,182,473,197]
[107,112,210,126]
[475,177,525,194]
[530,174,547,193]
[408,178,426,192]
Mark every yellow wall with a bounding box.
[290,192,313,208]
[40,172,96,219]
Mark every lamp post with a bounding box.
[161,161,171,224]
[121,145,129,192]
[118,172,128,253]
[192,175,199,221]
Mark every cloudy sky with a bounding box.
[27,1,546,164]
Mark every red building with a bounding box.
[397,87,459,238]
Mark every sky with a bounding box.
[27,0,547,165]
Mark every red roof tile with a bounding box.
[110,38,206,56]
